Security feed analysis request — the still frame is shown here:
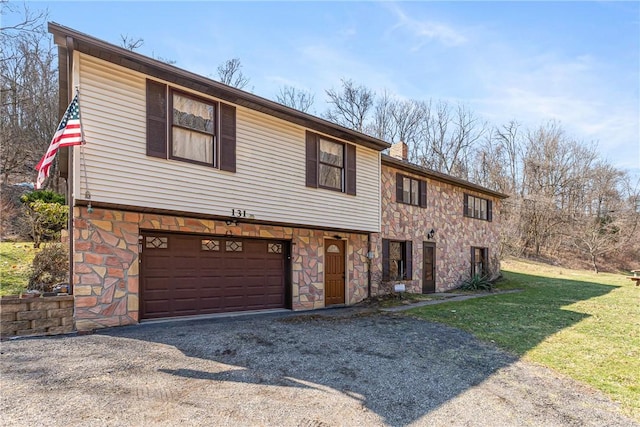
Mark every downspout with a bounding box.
[367,232,372,298]
[66,35,75,295]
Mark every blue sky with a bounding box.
[6,1,640,176]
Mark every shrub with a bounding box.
[28,243,69,292]
[20,199,68,248]
[20,189,66,205]
[460,274,493,291]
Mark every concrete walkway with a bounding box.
[380,290,522,312]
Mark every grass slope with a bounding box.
[408,258,639,421]
[0,241,37,296]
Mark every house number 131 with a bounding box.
[232,209,247,218]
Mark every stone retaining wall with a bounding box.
[0,295,74,339]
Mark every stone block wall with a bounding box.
[372,165,502,294]
[0,295,74,339]
[73,207,370,331]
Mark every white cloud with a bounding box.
[384,2,467,48]
[457,41,639,172]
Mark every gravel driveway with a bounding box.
[1,309,636,426]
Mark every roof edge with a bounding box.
[48,22,391,152]
[382,154,509,199]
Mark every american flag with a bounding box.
[35,94,84,189]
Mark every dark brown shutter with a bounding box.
[396,173,404,203]
[382,239,390,281]
[405,241,413,280]
[146,80,167,159]
[470,247,476,277]
[305,131,318,188]
[463,193,469,217]
[419,180,427,208]
[219,103,236,172]
[487,200,493,222]
[345,143,356,195]
[483,248,489,276]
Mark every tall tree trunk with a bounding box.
[591,253,599,274]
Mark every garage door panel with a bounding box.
[144,277,171,290]
[224,297,247,311]
[144,299,170,313]
[141,234,287,319]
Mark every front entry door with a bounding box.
[423,242,436,293]
[325,239,345,305]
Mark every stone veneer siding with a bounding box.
[73,207,369,331]
[371,165,502,294]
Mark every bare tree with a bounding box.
[367,92,425,153]
[1,5,58,187]
[568,163,636,272]
[276,85,314,112]
[119,34,144,51]
[324,78,374,133]
[367,90,395,142]
[418,101,485,179]
[390,99,425,153]
[0,1,47,38]
[216,58,250,89]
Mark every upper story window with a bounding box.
[382,239,413,281]
[171,92,215,165]
[146,79,236,172]
[319,138,344,191]
[464,194,492,221]
[396,173,427,207]
[305,131,356,195]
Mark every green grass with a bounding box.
[0,241,37,296]
[408,258,640,421]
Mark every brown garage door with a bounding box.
[140,233,288,319]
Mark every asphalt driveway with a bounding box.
[1,309,636,426]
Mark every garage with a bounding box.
[140,232,289,319]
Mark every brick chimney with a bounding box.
[390,141,408,161]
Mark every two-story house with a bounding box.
[49,23,390,331]
[49,24,506,331]
[371,143,507,295]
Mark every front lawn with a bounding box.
[0,241,37,296]
[408,258,640,421]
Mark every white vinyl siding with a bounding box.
[73,54,381,232]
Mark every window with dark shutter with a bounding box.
[145,80,236,171]
[382,239,412,281]
[471,246,488,277]
[305,131,354,194]
[396,173,426,207]
[464,194,492,221]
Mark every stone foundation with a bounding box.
[73,207,370,331]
